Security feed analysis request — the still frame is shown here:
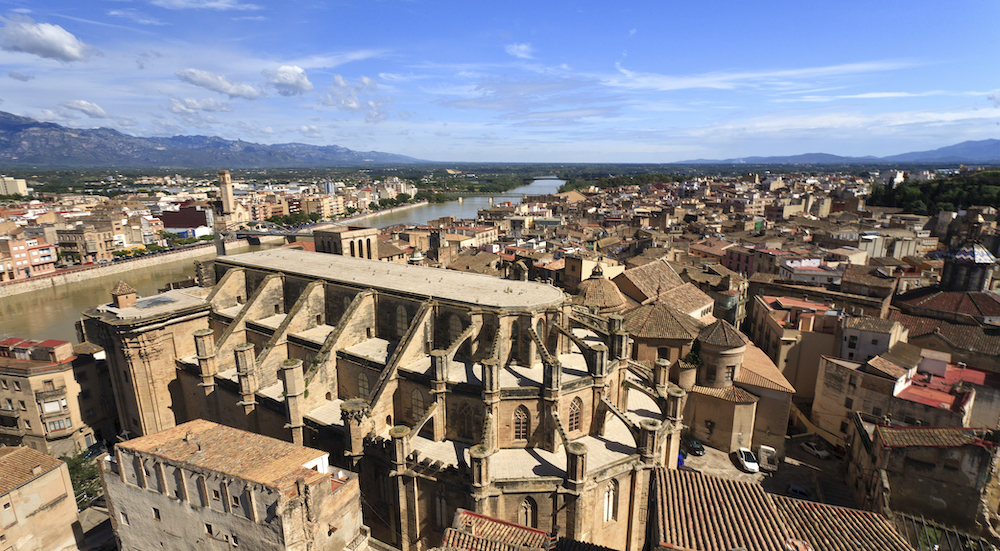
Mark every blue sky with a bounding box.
[0,0,997,163]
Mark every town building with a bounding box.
[56,223,117,263]
[0,446,83,551]
[0,338,117,455]
[846,414,1000,535]
[101,419,368,551]
[0,236,57,280]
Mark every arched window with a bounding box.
[536,319,545,339]
[396,305,408,338]
[350,241,355,257]
[513,406,529,441]
[449,314,463,344]
[603,479,618,522]
[411,389,425,421]
[366,238,372,259]
[357,373,369,399]
[568,398,582,432]
[458,403,474,439]
[518,497,537,528]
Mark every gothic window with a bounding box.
[412,389,425,421]
[514,406,529,441]
[366,238,372,259]
[358,373,370,399]
[458,403,474,439]
[435,493,448,529]
[396,305,408,338]
[518,497,537,528]
[350,241,355,257]
[510,321,520,361]
[603,479,618,522]
[568,398,582,432]
[535,319,545,339]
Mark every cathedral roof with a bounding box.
[623,301,703,340]
[950,242,997,264]
[111,280,136,296]
[697,319,748,348]
[575,269,628,314]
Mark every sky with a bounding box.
[0,1,998,163]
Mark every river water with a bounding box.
[0,178,565,344]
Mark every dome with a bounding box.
[951,243,997,265]
[697,319,748,348]
[574,269,628,314]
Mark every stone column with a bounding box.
[280,359,305,445]
[481,358,500,452]
[653,358,669,393]
[340,398,370,470]
[234,343,258,421]
[430,350,448,442]
[564,442,588,540]
[469,444,492,516]
[542,358,562,453]
[608,314,628,360]
[390,426,413,551]
[194,329,218,396]
[639,419,661,465]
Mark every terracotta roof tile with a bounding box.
[623,302,703,340]
[889,311,1000,356]
[111,280,136,296]
[875,426,993,448]
[657,282,714,314]
[737,345,796,394]
[0,447,64,495]
[613,260,685,302]
[698,319,748,348]
[840,316,900,334]
[691,385,760,404]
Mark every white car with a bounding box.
[801,441,831,460]
[737,447,759,473]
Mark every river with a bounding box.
[0,178,565,344]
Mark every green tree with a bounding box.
[61,451,102,507]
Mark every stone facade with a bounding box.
[81,248,688,551]
[0,447,82,551]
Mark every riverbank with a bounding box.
[0,240,252,298]
[339,200,429,224]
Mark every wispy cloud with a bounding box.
[148,0,260,11]
[62,99,109,118]
[176,68,260,99]
[299,125,321,138]
[606,60,914,92]
[505,43,533,59]
[0,15,95,62]
[263,65,313,96]
[777,90,980,103]
[108,10,168,26]
[8,71,33,81]
[167,97,232,114]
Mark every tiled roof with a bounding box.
[651,468,914,551]
[575,275,628,315]
[864,356,909,380]
[613,259,685,302]
[657,282,714,314]
[111,280,136,296]
[623,301,703,340]
[737,345,796,394]
[842,264,897,289]
[117,419,327,491]
[449,509,549,550]
[0,447,64,495]
[949,242,997,264]
[691,384,760,404]
[875,426,993,449]
[840,316,900,334]
[698,319,748,348]
[897,288,1000,320]
[889,311,1000,356]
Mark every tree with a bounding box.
[308,212,321,222]
[61,451,102,507]
[396,193,411,203]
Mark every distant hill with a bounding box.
[679,140,1000,165]
[0,111,422,168]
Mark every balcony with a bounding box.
[0,424,24,437]
[35,387,67,401]
[0,408,21,419]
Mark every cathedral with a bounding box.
[80,248,702,550]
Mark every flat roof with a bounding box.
[217,249,566,309]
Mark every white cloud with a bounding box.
[263,65,313,96]
[62,99,110,118]
[320,74,388,122]
[176,68,260,99]
[505,43,534,59]
[108,10,167,26]
[8,71,33,81]
[299,125,321,138]
[0,16,94,62]
[990,92,1000,108]
[148,0,260,11]
[167,97,232,114]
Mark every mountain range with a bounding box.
[0,111,421,168]
[679,139,1000,165]
[0,110,998,167]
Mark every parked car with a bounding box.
[736,447,759,473]
[786,484,813,500]
[682,435,706,456]
[801,441,831,460]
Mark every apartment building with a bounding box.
[101,419,368,551]
[0,236,57,280]
[57,223,117,263]
[0,447,82,551]
[0,338,117,455]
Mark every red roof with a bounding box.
[0,338,25,347]
[893,363,991,411]
[35,339,70,348]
